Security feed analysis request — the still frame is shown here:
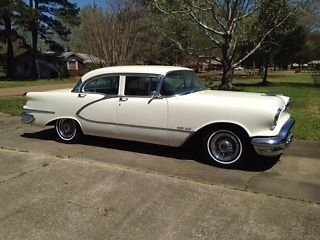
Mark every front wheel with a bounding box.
[203,128,248,168]
[55,118,82,143]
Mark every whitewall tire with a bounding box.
[55,118,82,143]
[203,128,248,168]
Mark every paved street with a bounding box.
[0,84,75,97]
[0,113,320,239]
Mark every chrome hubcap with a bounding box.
[207,131,242,164]
[57,119,76,140]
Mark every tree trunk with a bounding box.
[30,0,39,79]
[31,26,38,79]
[220,63,234,90]
[3,14,14,79]
[262,53,270,85]
[220,43,234,90]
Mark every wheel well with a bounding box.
[45,118,83,131]
[186,122,250,146]
[46,119,57,126]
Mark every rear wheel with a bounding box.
[55,118,82,143]
[203,127,249,168]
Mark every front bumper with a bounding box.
[251,118,295,157]
[21,112,35,124]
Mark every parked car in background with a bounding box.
[21,66,294,168]
[234,66,244,70]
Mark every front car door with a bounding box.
[116,75,168,145]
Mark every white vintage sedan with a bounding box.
[21,66,294,168]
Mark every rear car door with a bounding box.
[76,75,119,136]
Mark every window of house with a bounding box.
[83,76,119,95]
[67,60,78,70]
[125,76,160,96]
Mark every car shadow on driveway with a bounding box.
[21,128,279,172]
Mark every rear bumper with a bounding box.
[251,118,295,157]
[21,112,35,124]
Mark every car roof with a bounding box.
[81,65,192,81]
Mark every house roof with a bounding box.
[14,51,104,67]
[81,65,192,81]
[61,52,104,64]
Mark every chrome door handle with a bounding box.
[119,97,128,102]
[78,93,86,98]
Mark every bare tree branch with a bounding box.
[168,36,222,62]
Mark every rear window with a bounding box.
[82,76,120,95]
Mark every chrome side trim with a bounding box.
[23,108,55,114]
[77,114,116,126]
[75,95,117,117]
[77,114,194,134]
[21,112,35,124]
[251,118,295,157]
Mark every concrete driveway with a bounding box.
[0,113,320,239]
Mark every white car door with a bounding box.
[76,75,119,137]
[116,75,168,145]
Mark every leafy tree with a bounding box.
[300,31,320,63]
[0,0,20,79]
[273,25,307,69]
[141,5,201,65]
[256,0,297,84]
[19,0,79,79]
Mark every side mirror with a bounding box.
[148,91,162,104]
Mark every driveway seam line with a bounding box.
[1,147,319,206]
[62,155,320,206]
[0,159,60,185]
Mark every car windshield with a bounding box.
[161,70,206,96]
[72,79,82,92]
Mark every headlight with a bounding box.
[273,108,282,127]
[284,98,291,112]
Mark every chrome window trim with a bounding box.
[80,74,121,95]
[123,74,163,97]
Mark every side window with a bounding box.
[125,76,160,96]
[84,80,96,93]
[96,76,119,94]
[83,76,119,95]
[161,71,203,96]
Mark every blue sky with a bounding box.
[72,0,105,9]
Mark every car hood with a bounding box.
[181,90,289,110]
[47,88,73,93]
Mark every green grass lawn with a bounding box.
[0,78,78,88]
[0,73,319,141]
[234,73,320,141]
[0,97,25,116]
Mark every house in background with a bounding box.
[13,51,104,79]
[13,51,61,79]
[308,60,320,70]
[61,52,105,77]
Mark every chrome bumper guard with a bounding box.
[21,112,35,124]
[251,118,295,157]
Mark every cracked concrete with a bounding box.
[0,114,320,239]
[0,148,320,240]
